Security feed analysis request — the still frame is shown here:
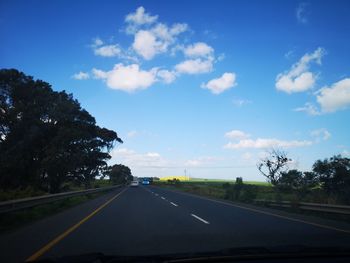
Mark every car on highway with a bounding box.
[141,180,150,185]
[130,180,139,187]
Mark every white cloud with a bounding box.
[132,22,188,60]
[225,130,250,140]
[185,160,201,167]
[232,98,252,107]
[201,72,237,94]
[152,22,187,42]
[275,47,325,93]
[110,147,168,167]
[316,78,350,113]
[157,69,176,84]
[125,6,158,34]
[293,102,321,116]
[72,71,89,80]
[284,50,294,59]
[175,58,213,74]
[169,23,188,35]
[94,44,121,57]
[92,38,103,47]
[184,42,213,57]
[184,156,218,167]
[89,7,226,92]
[132,30,165,60]
[241,152,253,161]
[125,6,158,25]
[216,53,225,62]
[92,68,108,79]
[92,64,157,92]
[342,150,350,157]
[127,130,138,138]
[224,138,312,149]
[310,128,331,142]
[296,3,309,24]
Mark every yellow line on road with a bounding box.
[26,188,128,262]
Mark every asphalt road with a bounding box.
[1,185,350,262]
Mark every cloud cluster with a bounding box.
[293,78,350,115]
[277,47,350,115]
[224,130,313,149]
[110,147,167,167]
[276,47,325,93]
[74,6,235,93]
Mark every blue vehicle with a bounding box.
[141,180,150,185]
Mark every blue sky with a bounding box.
[1,0,350,181]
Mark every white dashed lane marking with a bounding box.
[191,213,210,224]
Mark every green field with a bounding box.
[186,178,271,186]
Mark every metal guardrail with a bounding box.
[254,199,350,215]
[0,185,122,214]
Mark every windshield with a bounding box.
[1,0,350,262]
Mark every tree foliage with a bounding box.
[107,164,133,185]
[0,69,123,192]
[257,149,350,203]
[312,155,350,199]
[257,149,291,185]
[278,170,318,195]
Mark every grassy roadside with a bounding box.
[0,179,114,202]
[154,181,350,223]
[0,186,116,234]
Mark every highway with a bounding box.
[1,185,350,262]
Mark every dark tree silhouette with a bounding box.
[312,155,350,198]
[107,164,133,184]
[0,69,123,192]
[257,149,291,185]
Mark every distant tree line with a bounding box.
[258,149,350,203]
[0,69,130,193]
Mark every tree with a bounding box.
[278,169,303,190]
[278,170,318,194]
[257,149,291,185]
[312,155,350,199]
[0,69,123,192]
[108,164,133,185]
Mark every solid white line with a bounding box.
[191,213,210,224]
[170,202,178,207]
[161,196,166,200]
